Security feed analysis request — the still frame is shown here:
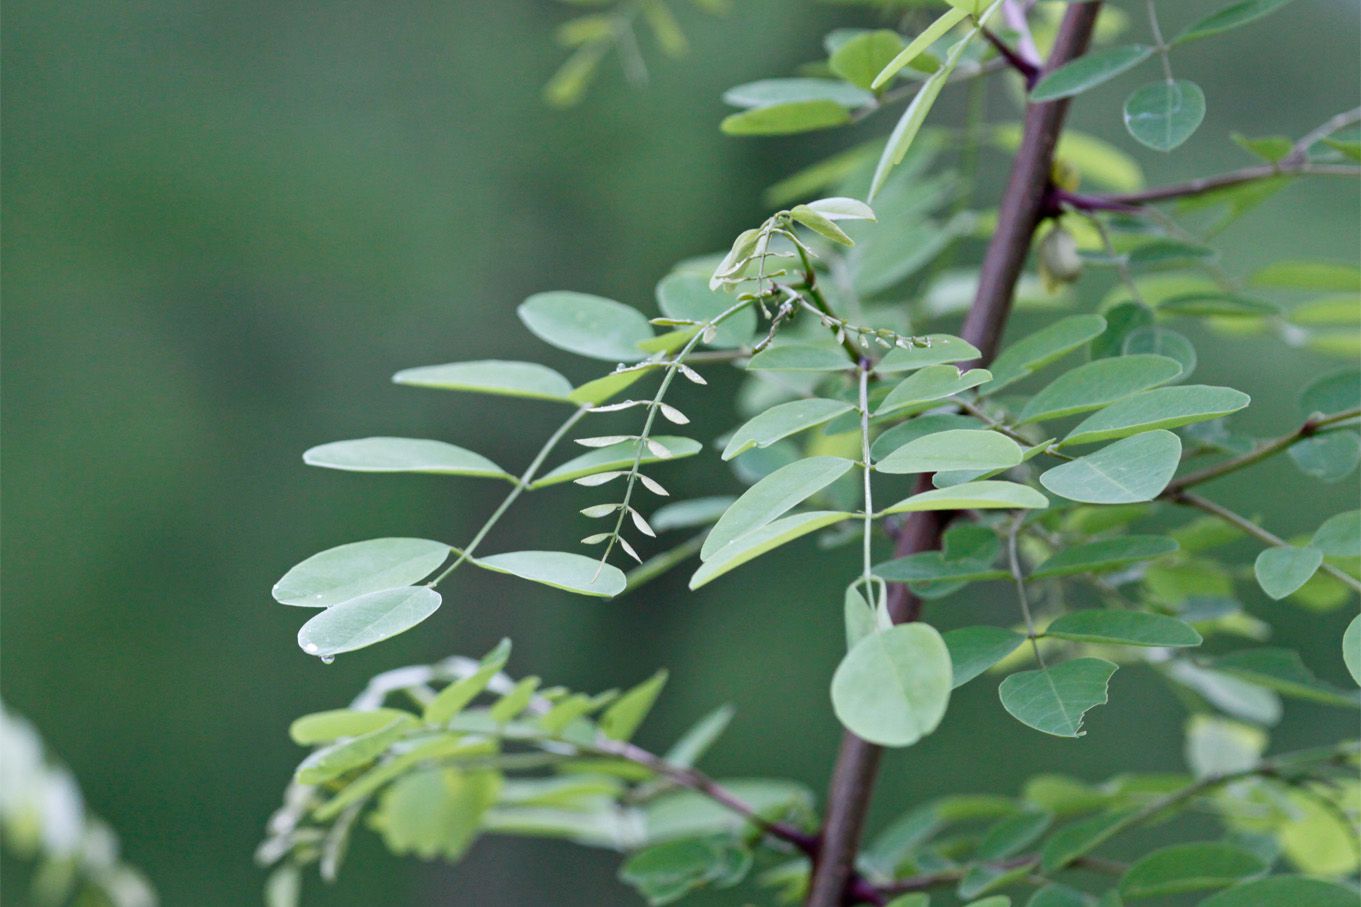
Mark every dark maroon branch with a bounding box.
[803,5,1104,906]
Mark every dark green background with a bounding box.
[3,1,1357,904]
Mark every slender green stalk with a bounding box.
[427,405,592,587]
[858,363,875,589]
[1007,513,1046,666]
[1174,491,1361,594]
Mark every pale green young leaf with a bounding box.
[1212,648,1359,706]
[475,551,627,598]
[870,7,968,90]
[1123,80,1206,152]
[805,197,876,221]
[722,78,872,110]
[1017,354,1183,424]
[663,705,735,769]
[273,538,451,608]
[600,670,668,741]
[303,437,511,479]
[1157,292,1281,318]
[702,457,855,559]
[518,291,654,362]
[297,586,442,659]
[689,511,853,589]
[1030,45,1153,102]
[1046,610,1202,648]
[294,718,410,784]
[1251,260,1361,293]
[845,580,881,650]
[1122,326,1197,380]
[289,708,417,746]
[568,367,652,406]
[976,808,1053,860]
[999,658,1118,738]
[1232,131,1294,163]
[1252,545,1323,600]
[1299,368,1361,416]
[789,205,854,245]
[746,344,852,371]
[489,676,541,724]
[1062,385,1250,446]
[876,334,982,372]
[374,768,500,860]
[869,62,950,200]
[1118,842,1268,899]
[1174,0,1297,45]
[943,627,1025,688]
[1039,430,1181,504]
[1040,809,1133,872]
[880,480,1048,515]
[831,623,952,747]
[424,640,512,724]
[983,314,1108,394]
[1313,511,1361,558]
[829,29,904,90]
[721,398,854,460]
[875,366,992,416]
[392,360,574,402]
[532,436,702,487]
[876,429,1023,475]
[720,100,853,136]
[1031,535,1178,578]
[1288,433,1361,482]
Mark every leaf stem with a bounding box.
[1007,512,1047,667]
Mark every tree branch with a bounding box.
[804,6,1104,906]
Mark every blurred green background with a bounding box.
[3,1,1358,904]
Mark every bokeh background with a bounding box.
[3,1,1358,904]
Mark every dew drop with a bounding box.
[319,655,335,665]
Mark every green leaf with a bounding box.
[721,100,853,136]
[1040,809,1132,872]
[876,429,1023,475]
[1199,877,1359,907]
[722,78,872,110]
[845,579,881,650]
[689,511,853,589]
[746,344,852,372]
[532,436,702,487]
[663,705,735,769]
[289,708,417,745]
[518,291,654,362]
[374,767,500,860]
[1288,433,1360,482]
[391,360,574,402]
[1253,545,1323,600]
[1175,0,1297,44]
[1118,842,1268,898]
[944,626,1025,688]
[721,398,854,460]
[999,658,1117,738]
[1030,45,1153,102]
[831,623,953,747]
[656,274,756,349]
[294,718,410,784]
[1062,385,1251,446]
[804,196,876,221]
[1017,355,1183,424]
[600,670,668,741]
[1253,260,1361,293]
[1212,648,1359,707]
[873,552,1007,584]
[1299,368,1361,416]
[1344,615,1361,686]
[876,366,993,416]
[273,538,451,608]
[869,55,953,200]
[829,29,904,90]
[1032,535,1178,579]
[620,835,750,906]
[1124,327,1198,378]
[423,641,512,724]
[1127,239,1216,270]
[702,457,855,559]
[871,413,981,460]
[475,551,627,598]
[303,437,511,479]
[877,334,981,372]
[1157,292,1281,318]
[1039,430,1181,504]
[568,367,651,406]
[1123,80,1206,151]
[983,314,1108,394]
[1046,610,1202,648]
[1232,132,1294,163]
[976,808,1053,860]
[789,204,854,246]
[870,6,968,89]
[880,480,1048,515]
[1091,301,1154,359]
[297,586,442,659]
